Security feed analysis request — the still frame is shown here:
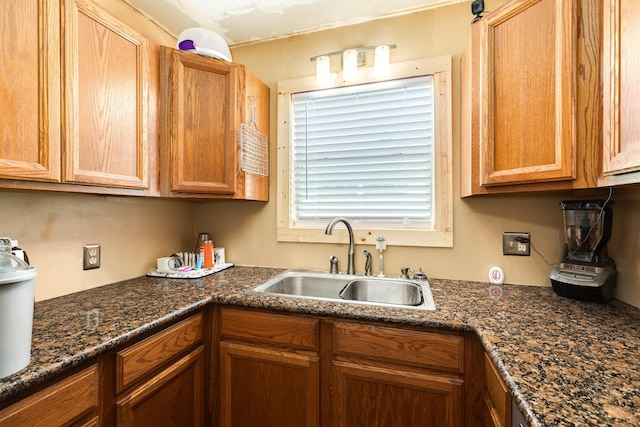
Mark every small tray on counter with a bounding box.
[146,262,234,279]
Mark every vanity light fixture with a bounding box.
[310,44,396,82]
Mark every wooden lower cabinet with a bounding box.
[0,311,207,427]
[219,341,320,427]
[113,312,205,427]
[217,307,474,427]
[1,306,526,427]
[115,346,204,426]
[0,364,99,427]
[483,352,511,427]
[332,361,462,427]
[332,321,465,427]
[218,307,321,427]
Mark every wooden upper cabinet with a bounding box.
[234,65,270,201]
[0,0,61,182]
[601,0,640,182]
[480,0,575,186]
[461,0,601,196]
[63,0,149,189]
[160,47,236,195]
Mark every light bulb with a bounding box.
[315,55,330,84]
[375,45,390,74]
[343,49,358,81]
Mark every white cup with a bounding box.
[157,256,182,273]
[214,247,226,265]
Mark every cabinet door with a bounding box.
[484,353,511,427]
[0,0,61,182]
[116,346,204,427]
[602,0,640,177]
[0,365,99,427]
[219,341,320,427]
[161,48,236,195]
[332,360,463,427]
[63,0,149,189]
[479,0,576,186]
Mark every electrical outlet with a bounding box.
[502,232,530,256]
[83,244,101,270]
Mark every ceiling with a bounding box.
[124,0,470,46]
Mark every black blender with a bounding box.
[549,199,617,302]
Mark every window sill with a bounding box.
[277,226,453,248]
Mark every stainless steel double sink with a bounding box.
[250,270,436,311]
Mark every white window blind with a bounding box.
[291,76,434,228]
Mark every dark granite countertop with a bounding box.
[1,265,639,426]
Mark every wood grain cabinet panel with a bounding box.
[479,0,576,187]
[333,321,464,373]
[64,0,149,189]
[233,65,270,201]
[160,47,236,195]
[461,0,601,195]
[332,360,463,427]
[484,353,511,427]
[0,0,61,182]
[115,312,203,393]
[219,341,320,427]
[601,0,640,184]
[116,346,204,427]
[0,365,99,427]
[114,312,206,427]
[332,321,465,427]
[218,308,321,427]
[220,307,319,350]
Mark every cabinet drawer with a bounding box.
[220,308,319,351]
[116,346,204,427]
[484,352,510,427]
[0,364,99,427]
[333,321,464,373]
[116,313,203,393]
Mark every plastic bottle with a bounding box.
[202,240,214,269]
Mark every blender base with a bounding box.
[550,266,617,303]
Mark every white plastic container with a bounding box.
[176,28,232,62]
[0,252,36,379]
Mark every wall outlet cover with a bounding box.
[502,232,530,256]
[83,244,101,270]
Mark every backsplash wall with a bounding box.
[1,191,195,301]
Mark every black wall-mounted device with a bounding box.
[471,0,484,23]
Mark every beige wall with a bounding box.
[1,190,196,301]
[194,1,640,308]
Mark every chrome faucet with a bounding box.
[325,217,355,274]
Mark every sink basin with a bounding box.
[251,271,349,299]
[339,278,424,306]
[251,270,435,310]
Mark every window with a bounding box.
[277,56,452,247]
[292,76,434,228]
